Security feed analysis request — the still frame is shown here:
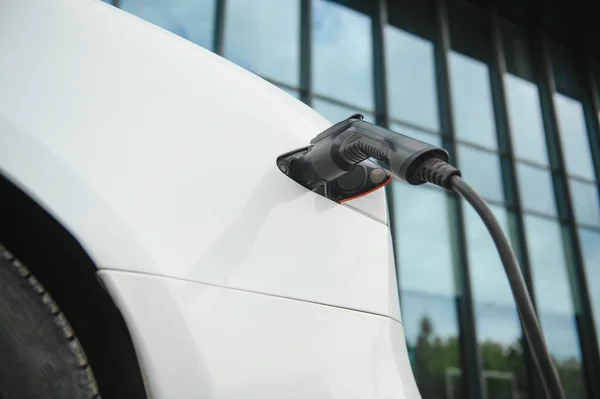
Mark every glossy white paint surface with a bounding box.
[0,0,401,321]
[99,270,421,399]
[0,1,423,396]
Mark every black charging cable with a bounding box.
[280,114,566,399]
[449,174,563,398]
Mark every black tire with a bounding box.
[0,244,100,399]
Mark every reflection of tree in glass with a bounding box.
[408,316,585,399]
[557,359,587,399]
[480,338,526,399]
[409,317,460,399]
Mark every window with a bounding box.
[465,205,530,399]
[312,0,374,110]
[390,123,442,147]
[524,216,586,397]
[119,0,215,50]
[448,6,497,150]
[449,52,498,149]
[448,7,530,396]
[392,185,454,297]
[224,0,300,86]
[386,28,438,130]
[554,94,596,180]
[465,205,511,309]
[524,216,573,317]
[312,99,374,124]
[503,29,549,165]
[579,228,600,345]
[385,0,439,131]
[551,45,596,182]
[504,74,549,164]
[391,182,462,399]
[570,180,600,227]
[458,145,504,203]
[516,163,557,216]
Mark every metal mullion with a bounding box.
[372,0,389,129]
[578,221,600,232]
[455,140,502,155]
[300,0,312,106]
[434,0,485,398]
[489,11,533,298]
[388,118,443,136]
[312,94,375,115]
[579,224,600,235]
[513,157,555,171]
[371,0,402,316]
[488,11,544,399]
[583,59,600,184]
[521,212,571,226]
[535,36,600,399]
[521,208,562,222]
[569,174,600,186]
[261,77,300,92]
[568,0,600,190]
[212,0,226,55]
[482,197,508,208]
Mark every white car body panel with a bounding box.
[0,0,420,397]
[0,0,398,321]
[99,270,421,399]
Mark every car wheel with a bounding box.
[0,244,99,399]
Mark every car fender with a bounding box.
[0,0,400,322]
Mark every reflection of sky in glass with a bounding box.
[224,0,299,85]
[524,217,583,367]
[474,301,528,396]
[390,123,441,147]
[392,182,454,297]
[539,314,585,393]
[400,289,462,398]
[458,145,504,202]
[449,52,497,149]
[466,205,527,354]
[465,204,513,307]
[312,0,374,110]
[517,162,557,216]
[385,26,439,131]
[391,183,461,382]
[539,314,583,363]
[570,179,600,227]
[401,289,459,344]
[554,94,595,180]
[504,74,549,164]
[120,0,215,49]
[579,228,600,340]
[312,99,374,123]
[474,301,521,345]
[524,215,573,315]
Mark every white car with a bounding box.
[0,0,421,397]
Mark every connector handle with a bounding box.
[332,120,449,185]
[289,115,452,190]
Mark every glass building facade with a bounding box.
[102,0,600,397]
